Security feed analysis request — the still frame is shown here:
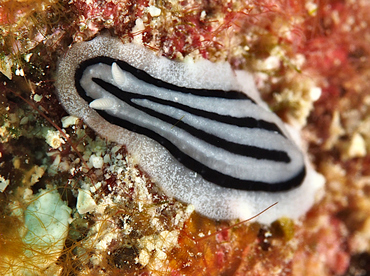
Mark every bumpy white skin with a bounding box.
[55,35,324,224]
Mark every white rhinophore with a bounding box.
[112,62,126,86]
[89,98,116,110]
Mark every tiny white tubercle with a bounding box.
[112,62,126,86]
[89,98,116,110]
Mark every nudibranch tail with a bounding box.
[55,34,324,224]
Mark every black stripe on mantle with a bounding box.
[74,57,306,192]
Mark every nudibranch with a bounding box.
[55,35,324,224]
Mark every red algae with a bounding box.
[293,214,350,275]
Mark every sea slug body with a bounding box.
[55,34,324,224]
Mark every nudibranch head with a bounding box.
[55,34,324,224]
